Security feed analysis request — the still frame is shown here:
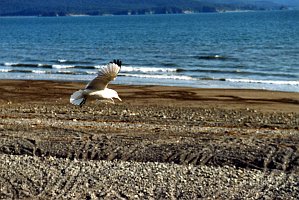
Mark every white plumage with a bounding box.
[70,59,122,106]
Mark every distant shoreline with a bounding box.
[0,9,295,18]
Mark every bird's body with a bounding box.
[86,88,121,101]
[70,59,122,106]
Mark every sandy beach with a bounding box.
[0,80,299,199]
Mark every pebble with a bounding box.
[0,103,298,199]
[0,154,298,199]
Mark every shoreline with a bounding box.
[0,75,298,93]
[1,79,299,198]
[1,79,298,112]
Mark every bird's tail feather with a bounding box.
[70,90,86,106]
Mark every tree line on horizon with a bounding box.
[0,0,287,16]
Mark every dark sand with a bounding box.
[0,80,299,199]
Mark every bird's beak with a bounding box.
[117,96,122,101]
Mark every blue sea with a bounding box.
[0,11,298,92]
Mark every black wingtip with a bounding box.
[111,59,122,68]
[79,98,87,107]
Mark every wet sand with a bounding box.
[0,80,299,199]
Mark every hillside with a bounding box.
[0,0,287,16]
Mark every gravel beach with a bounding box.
[0,80,299,199]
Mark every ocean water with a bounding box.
[0,11,298,92]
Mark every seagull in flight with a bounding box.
[70,59,122,106]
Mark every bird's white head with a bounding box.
[114,92,122,101]
[106,88,122,101]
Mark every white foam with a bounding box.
[121,66,177,73]
[32,70,47,74]
[226,79,299,86]
[4,62,17,66]
[86,71,97,75]
[52,64,74,69]
[38,63,50,67]
[58,59,67,63]
[94,65,107,69]
[95,65,177,73]
[57,70,73,74]
[0,69,11,72]
[122,74,195,80]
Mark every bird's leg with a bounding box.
[110,98,115,104]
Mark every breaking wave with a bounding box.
[121,66,177,73]
[226,79,299,86]
[121,74,196,80]
[1,61,298,92]
[3,62,179,72]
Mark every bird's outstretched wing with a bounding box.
[85,59,121,90]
